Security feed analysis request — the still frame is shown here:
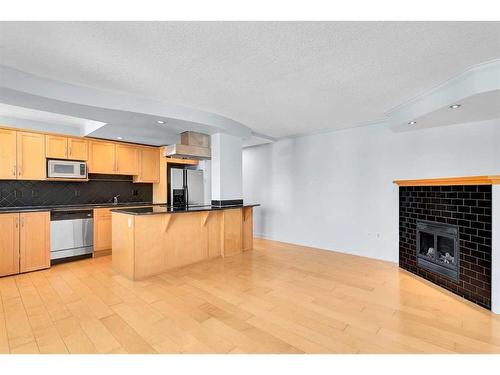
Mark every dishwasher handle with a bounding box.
[51,210,93,221]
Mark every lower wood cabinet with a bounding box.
[0,211,50,277]
[93,208,112,256]
[93,206,145,257]
[19,211,51,273]
[0,213,20,277]
[221,208,243,257]
[242,207,254,251]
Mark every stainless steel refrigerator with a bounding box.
[169,166,205,206]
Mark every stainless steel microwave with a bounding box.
[47,159,87,180]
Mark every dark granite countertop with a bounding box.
[0,202,164,214]
[111,203,260,215]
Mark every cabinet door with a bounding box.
[45,135,68,159]
[222,208,243,257]
[88,141,116,173]
[94,208,112,253]
[134,147,160,183]
[0,213,20,277]
[19,211,50,273]
[17,131,46,180]
[68,138,88,161]
[0,128,17,179]
[116,144,139,175]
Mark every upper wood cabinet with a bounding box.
[89,140,142,176]
[19,211,50,273]
[88,141,116,174]
[68,137,88,161]
[0,128,17,179]
[0,213,20,277]
[17,131,46,180]
[116,144,139,175]
[1,129,45,180]
[1,126,159,181]
[133,147,159,183]
[45,134,68,159]
[46,135,88,161]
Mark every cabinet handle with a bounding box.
[12,165,16,176]
[21,217,24,227]
[15,217,18,228]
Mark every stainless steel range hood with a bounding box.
[164,131,211,160]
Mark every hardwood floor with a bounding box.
[1,237,500,354]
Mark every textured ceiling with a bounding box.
[0,21,499,138]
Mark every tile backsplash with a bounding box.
[0,174,152,207]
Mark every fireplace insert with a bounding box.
[416,220,459,281]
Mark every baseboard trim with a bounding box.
[253,233,397,264]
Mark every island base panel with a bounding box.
[112,207,254,280]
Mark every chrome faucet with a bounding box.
[113,195,120,204]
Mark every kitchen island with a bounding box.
[111,204,259,280]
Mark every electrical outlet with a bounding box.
[133,189,138,196]
[31,189,38,198]
[74,190,81,197]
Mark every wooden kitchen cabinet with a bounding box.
[133,147,159,183]
[17,131,46,180]
[1,126,160,180]
[0,128,17,179]
[45,134,68,159]
[88,141,116,174]
[89,141,140,175]
[68,137,88,161]
[222,208,243,257]
[93,208,112,256]
[116,144,139,175]
[0,213,20,277]
[0,129,45,180]
[19,211,50,273]
[242,207,254,251]
[1,211,50,276]
[46,135,88,161]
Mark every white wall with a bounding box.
[211,133,243,201]
[243,119,500,263]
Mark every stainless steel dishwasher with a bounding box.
[50,209,93,264]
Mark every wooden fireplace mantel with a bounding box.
[393,175,500,186]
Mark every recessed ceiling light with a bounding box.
[449,104,461,109]
[408,121,417,125]
[157,120,165,124]
[116,136,123,140]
